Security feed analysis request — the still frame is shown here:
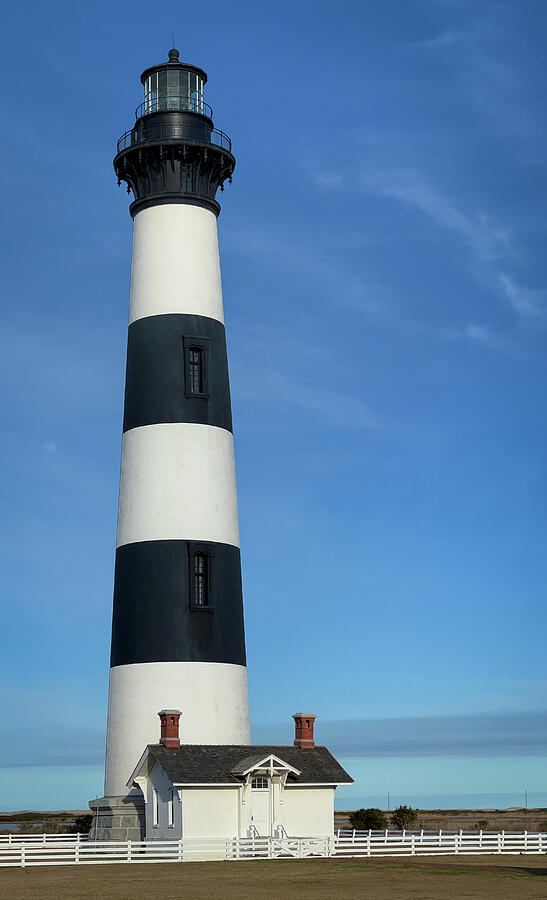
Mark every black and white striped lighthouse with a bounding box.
[103,48,250,803]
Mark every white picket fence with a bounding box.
[0,829,546,867]
[0,832,88,845]
[335,828,547,857]
[0,835,330,867]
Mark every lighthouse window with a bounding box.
[142,70,204,115]
[183,337,209,398]
[193,552,209,607]
[188,347,203,393]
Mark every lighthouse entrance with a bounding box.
[249,777,270,835]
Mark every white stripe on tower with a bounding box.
[129,205,225,325]
[106,79,249,796]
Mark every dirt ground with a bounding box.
[1,855,547,900]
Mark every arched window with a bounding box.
[187,346,203,394]
[251,777,268,789]
[193,552,209,607]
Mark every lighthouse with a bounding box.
[93,49,251,835]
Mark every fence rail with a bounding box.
[334,828,547,857]
[0,832,88,845]
[0,836,330,867]
[0,830,545,867]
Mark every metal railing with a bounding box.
[116,124,232,154]
[136,96,213,120]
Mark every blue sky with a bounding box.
[1,0,546,811]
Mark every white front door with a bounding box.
[250,778,270,835]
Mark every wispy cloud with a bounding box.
[232,359,380,431]
[254,710,547,758]
[263,370,380,430]
[356,169,546,346]
[362,168,512,264]
[416,29,470,49]
[461,324,507,351]
[499,273,545,319]
[460,55,543,158]
[417,10,545,160]
[0,683,105,767]
[41,441,57,455]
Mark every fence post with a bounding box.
[21,843,25,869]
[411,834,416,856]
[454,833,458,855]
[75,838,80,864]
[367,831,371,857]
[420,829,424,844]
[479,829,482,849]
[8,833,11,846]
[127,840,132,863]
[352,829,355,844]
[524,830,528,853]
[178,839,183,862]
[497,832,502,853]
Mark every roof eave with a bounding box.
[126,746,153,788]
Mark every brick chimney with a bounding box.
[293,713,317,749]
[158,710,182,748]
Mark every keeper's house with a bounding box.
[128,711,352,839]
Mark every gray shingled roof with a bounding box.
[145,745,353,785]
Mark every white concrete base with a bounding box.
[105,661,251,797]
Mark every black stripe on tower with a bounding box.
[123,314,232,433]
[111,540,246,667]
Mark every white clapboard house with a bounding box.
[128,711,353,839]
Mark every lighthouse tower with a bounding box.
[97,49,250,830]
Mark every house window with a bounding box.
[183,337,209,398]
[168,789,175,827]
[153,789,159,826]
[251,777,268,789]
[193,552,209,607]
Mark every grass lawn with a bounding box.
[1,855,547,899]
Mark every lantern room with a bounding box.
[138,48,209,118]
